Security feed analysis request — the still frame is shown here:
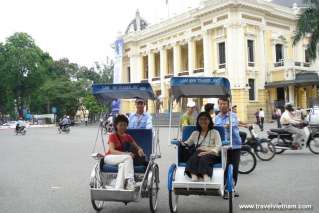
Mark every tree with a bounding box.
[293,0,319,60]
[82,93,105,121]
[1,32,51,114]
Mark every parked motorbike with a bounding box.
[267,124,319,154]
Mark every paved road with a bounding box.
[0,125,318,213]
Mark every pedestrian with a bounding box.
[255,109,260,125]
[275,108,282,128]
[259,108,265,131]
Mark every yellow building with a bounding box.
[116,0,319,122]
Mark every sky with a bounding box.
[0,0,200,67]
[0,0,300,67]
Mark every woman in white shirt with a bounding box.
[181,112,222,182]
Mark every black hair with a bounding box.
[218,97,229,104]
[204,103,214,113]
[196,111,214,132]
[113,114,129,131]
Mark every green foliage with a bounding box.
[0,32,114,119]
[82,93,104,115]
[293,0,319,60]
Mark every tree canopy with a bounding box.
[0,32,113,120]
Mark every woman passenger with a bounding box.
[103,114,145,190]
[181,112,222,182]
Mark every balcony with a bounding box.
[267,59,319,83]
[193,68,204,74]
[270,59,317,72]
[164,74,174,79]
[178,71,189,76]
[152,77,160,81]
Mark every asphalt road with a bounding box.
[0,125,318,213]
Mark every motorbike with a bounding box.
[244,126,276,161]
[267,124,319,154]
[58,125,70,134]
[15,126,26,135]
[101,114,114,134]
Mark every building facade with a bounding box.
[117,0,319,122]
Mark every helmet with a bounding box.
[285,103,294,111]
[67,116,70,119]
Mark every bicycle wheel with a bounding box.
[255,140,276,161]
[238,149,256,174]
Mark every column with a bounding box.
[173,44,181,76]
[148,52,155,82]
[203,30,213,76]
[288,85,295,105]
[160,48,168,111]
[188,39,196,74]
[226,24,246,88]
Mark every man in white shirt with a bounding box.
[258,108,265,131]
[280,103,306,149]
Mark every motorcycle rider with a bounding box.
[16,117,25,132]
[280,103,306,149]
[59,115,70,130]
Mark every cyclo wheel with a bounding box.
[168,166,178,213]
[255,140,276,161]
[91,200,104,212]
[149,165,159,213]
[169,190,178,213]
[238,147,257,174]
[90,170,104,212]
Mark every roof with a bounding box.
[125,10,148,34]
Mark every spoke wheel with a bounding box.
[238,149,256,174]
[169,190,178,213]
[149,166,159,213]
[309,137,319,154]
[255,141,276,161]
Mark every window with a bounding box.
[248,79,255,101]
[127,67,131,83]
[247,40,255,66]
[304,49,310,67]
[154,52,160,77]
[143,56,148,79]
[218,42,226,69]
[275,44,284,67]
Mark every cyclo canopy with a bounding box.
[170,77,231,101]
[92,83,156,103]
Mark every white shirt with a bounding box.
[259,111,265,118]
[280,110,302,125]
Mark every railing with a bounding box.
[193,68,204,73]
[152,77,160,81]
[164,74,174,79]
[270,59,316,71]
[178,71,189,76]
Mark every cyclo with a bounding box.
[167,77,237,213]
[89,82,161,212]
